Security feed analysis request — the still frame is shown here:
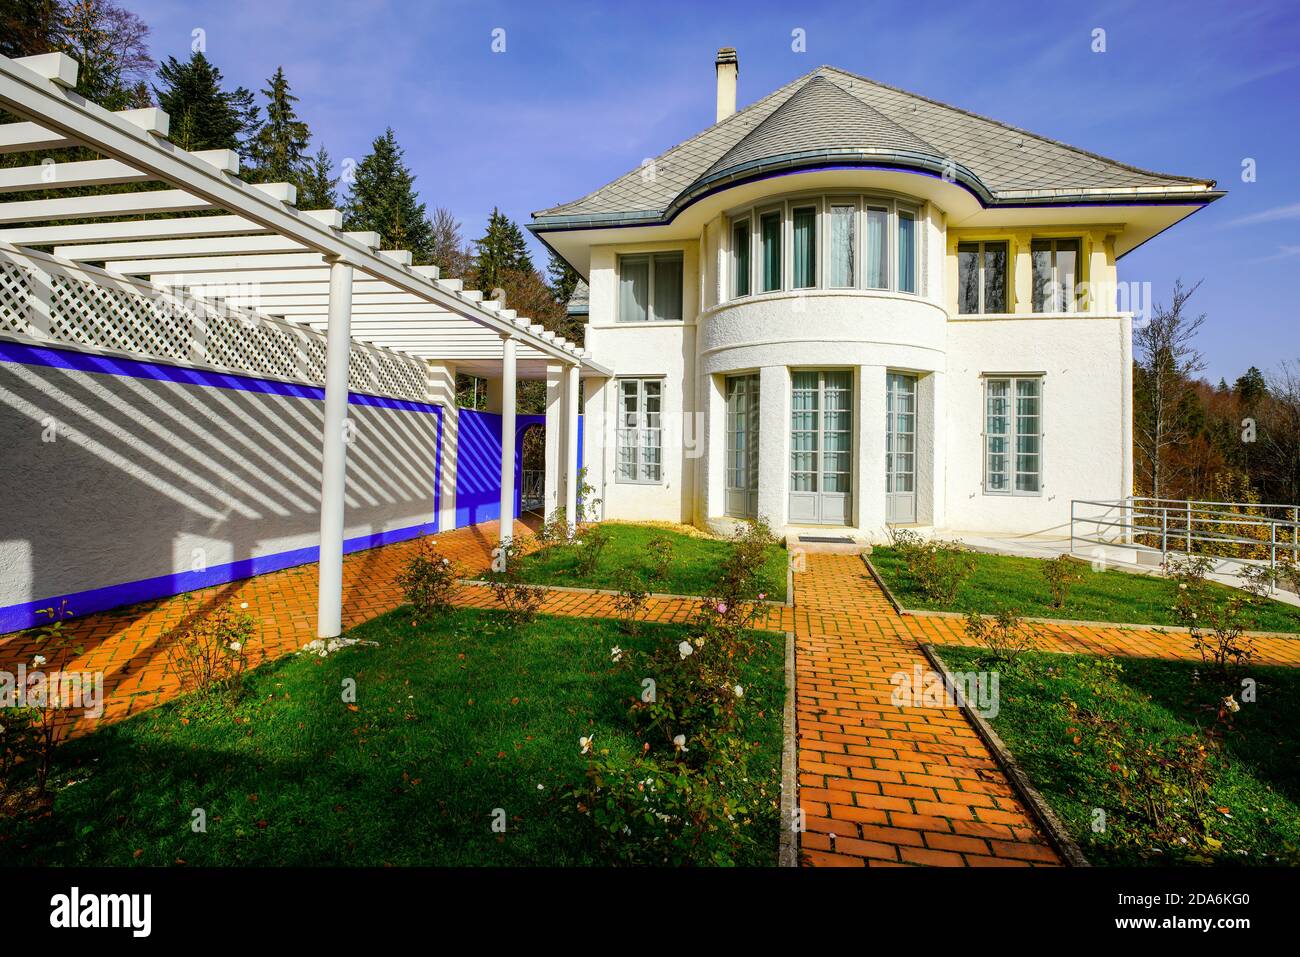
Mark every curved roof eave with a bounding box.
[529,157,1224,234]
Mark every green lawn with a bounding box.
[513,523,789,601]
[870,547,1300,633]
[938,646,1300,865]
[0,608,784,866]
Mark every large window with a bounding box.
[829,203,856,288]
[616,378,663,483]
[984,376,1042,495]
[957,241,1008,314]
[1031,238,1081,313]
[731,219,751,298]
[896,210,916,294]
[792,205,817,289]
[865,205,888,289]
[760,210,782,292]
[726,193,920,300]
[618,252,683,322]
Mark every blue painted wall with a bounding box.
[453,408,584,528]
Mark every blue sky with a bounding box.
[129,0,1299,382]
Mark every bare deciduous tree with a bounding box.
[1261,360,1300,506]
[1133,279,1206,499]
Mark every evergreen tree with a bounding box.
[546,249,581,306]
[297,145,338,210]
[342,128,434,263]
[155,52,261,156]
[2,0,60,58]
[1234,366,1268,409]
[474,207,532,294]
[247,67,310,185]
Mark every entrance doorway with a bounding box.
[789,370,852,525]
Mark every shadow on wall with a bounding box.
[453,409,544,527]
[0,349,441,634]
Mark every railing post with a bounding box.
[1271,523,1278,591]
[1186,500,1193,553]
[1161,507,1168,562]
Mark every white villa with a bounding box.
[532,50,1223,540]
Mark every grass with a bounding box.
[938,646,1300,866]
[870,547,1300,633]
[512,523,788,601]
[0,608,784,866]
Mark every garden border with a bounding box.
[920,642,1090,868]
[778,628,798,867]
[862,555,1300,640]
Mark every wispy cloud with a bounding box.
[1229,203,1300,227]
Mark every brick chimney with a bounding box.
[715,47,738,122]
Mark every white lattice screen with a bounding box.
[0,245,430,402]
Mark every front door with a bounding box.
[789,370,852,525]
[725,373,759,518]
[886,372,917,524]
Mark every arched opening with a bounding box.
[519,423,546,516]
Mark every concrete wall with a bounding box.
[0,341,443,633]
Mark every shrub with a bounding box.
[611,570,650,637]
[572,522,611,576]
[964,607,1035,668]
[1042,554,1086,609]
[537,507,569,546]
[1166,554,1258,682]
[569,519,774,863]
[396,538,460,624]
[486,539,549,625]
[576,466,603,524]
[645,533,675,587]
[164,598,258,704]
[915,538,977,598]
[487,579,548,625]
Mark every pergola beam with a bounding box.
[54,226,374,262]
[0,148,238,192]
[0,188,215,224]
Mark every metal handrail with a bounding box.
[1071,496,1300,577]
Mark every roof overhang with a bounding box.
[531,162,1221,271]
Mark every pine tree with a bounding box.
[297,145,338,210]
[155,52,261,156]
[474,208,533,294]
[247,67,310,185]
[546,249,581,306]
[342,129,434,263]
[2,0,61,58]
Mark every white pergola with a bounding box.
[0,52,606,638]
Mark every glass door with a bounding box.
[725,374,759,518]
[789,370,853,525]
[886,372,917,524]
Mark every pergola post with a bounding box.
[565,362,580,533]
[316,257,354,638]
[499,334,517,556]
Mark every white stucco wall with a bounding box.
[942,314,1133,535]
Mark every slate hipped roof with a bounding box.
[532,66,1218,228]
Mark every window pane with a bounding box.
[1031,240,1051,313]
[830,204,855,287]
[732,221,750,297]
[761,212,782,292]
[957,243,980,314]
[985,379,1011,492]
[865,206,887,289]
[897,210,916,293]
[983,242,1007,313]
[1055,239,1080,312]
[792,207,816,289]
[652,253,682,322]
[619,257,649,322]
